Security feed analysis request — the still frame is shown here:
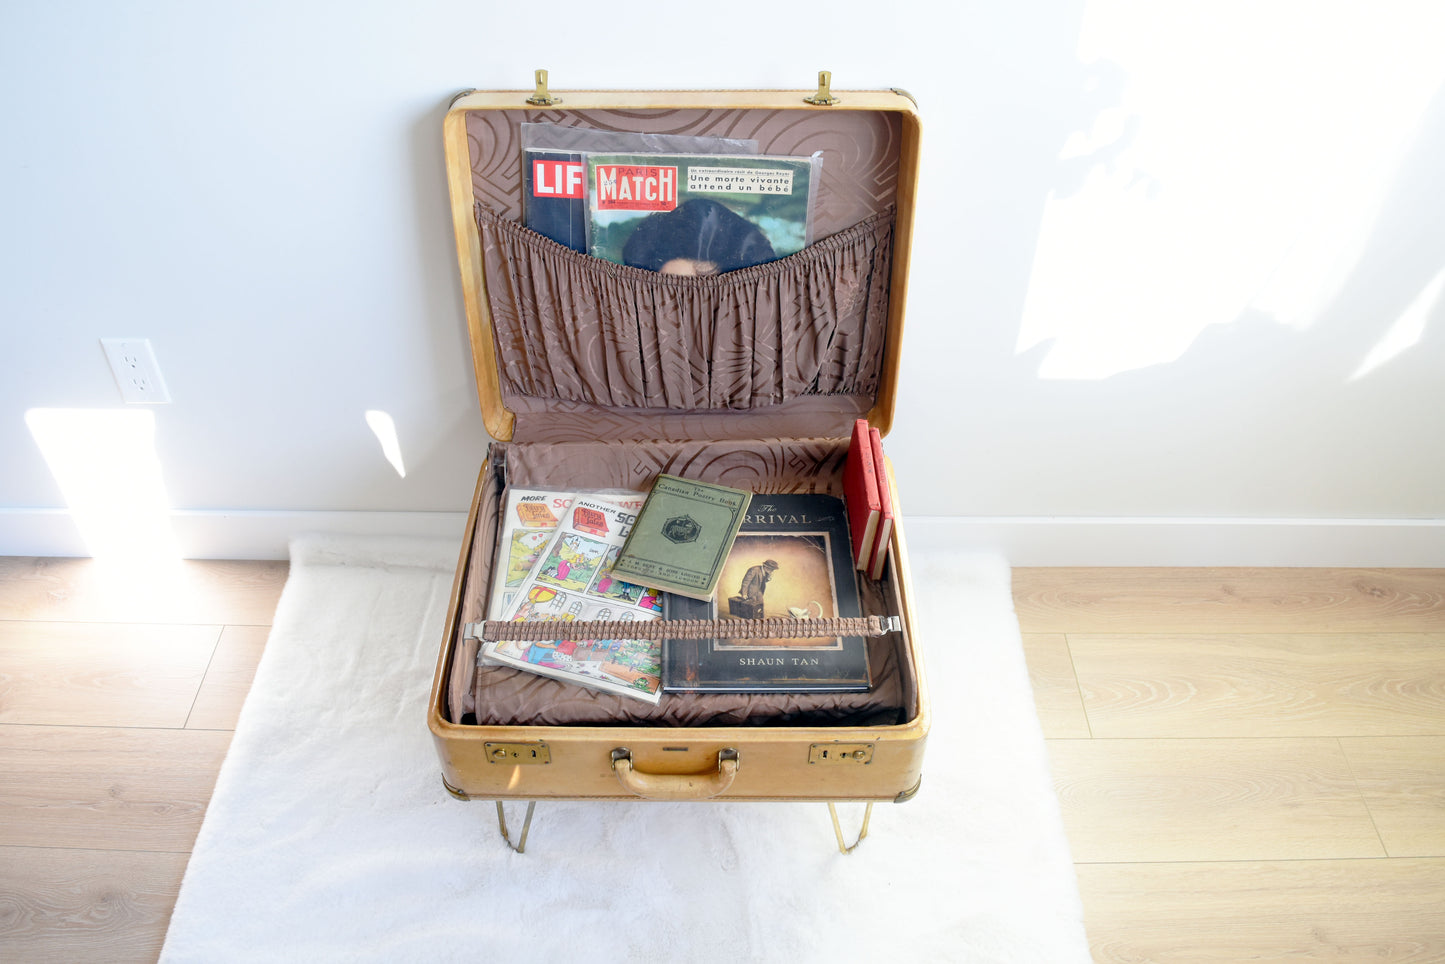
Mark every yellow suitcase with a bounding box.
[427,73,929,851]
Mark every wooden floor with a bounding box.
[0,557,288,964]
[2,560,1442,962]
[1014,567,1445,963]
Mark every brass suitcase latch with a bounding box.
[485,741,551,765]
[809,743,873,764]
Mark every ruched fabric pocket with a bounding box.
[476,206,895,412]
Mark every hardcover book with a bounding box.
[843,419,880,572]
[867,426,895,582]
[584,152,818,274]
[662,493,869,693]
[486,495,665,703]
[610,474,751,601]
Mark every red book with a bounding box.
[843,418,880,572]
[867,427,894,581]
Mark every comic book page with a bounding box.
[487,488,646,620]
[485,495,665,703]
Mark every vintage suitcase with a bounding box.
[427,72,929,851]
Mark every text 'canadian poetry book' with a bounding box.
[610,474,751,601]
[662,493,869,693]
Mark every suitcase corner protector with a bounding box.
[442,775,472,802]
[894,774,922,804]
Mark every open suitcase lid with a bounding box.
[443,73,920,444]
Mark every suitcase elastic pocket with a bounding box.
[475,208,895,412]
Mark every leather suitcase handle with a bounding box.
[610,747,739,800]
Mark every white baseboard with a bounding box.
[3,508,1442,566]
[0,508,470,560]
[900,516,1445,567]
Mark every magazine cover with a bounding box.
[521,149,588,252]
[486,488,646,620]
[662,493,869,693]
[487,496,666,703]
[519,125,759,253]
[584,152,819,274]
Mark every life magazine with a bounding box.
[486,495,665,703]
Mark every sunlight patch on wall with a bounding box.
[365,410,407,478]
[1018,1,1445,380]
[25,408,179,563]
[1350,265,1445,381]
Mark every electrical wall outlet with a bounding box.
[101,338,172,404]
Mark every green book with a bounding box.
[610,475,752,600]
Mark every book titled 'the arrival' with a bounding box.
[662,493,869,693]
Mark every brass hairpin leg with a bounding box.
[827,802,873,854]
[496,800,536,853]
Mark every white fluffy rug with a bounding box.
[161,535,1087,963]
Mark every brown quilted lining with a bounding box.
[476,208,894,415]
[446,439,915,728]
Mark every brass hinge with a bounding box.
[485,741,551,765]
[526,68,561,106]
[804,70,841,106]
[809,743,873,764]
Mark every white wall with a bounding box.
[3,1,1443,564]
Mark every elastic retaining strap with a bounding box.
[468,614,901,643]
